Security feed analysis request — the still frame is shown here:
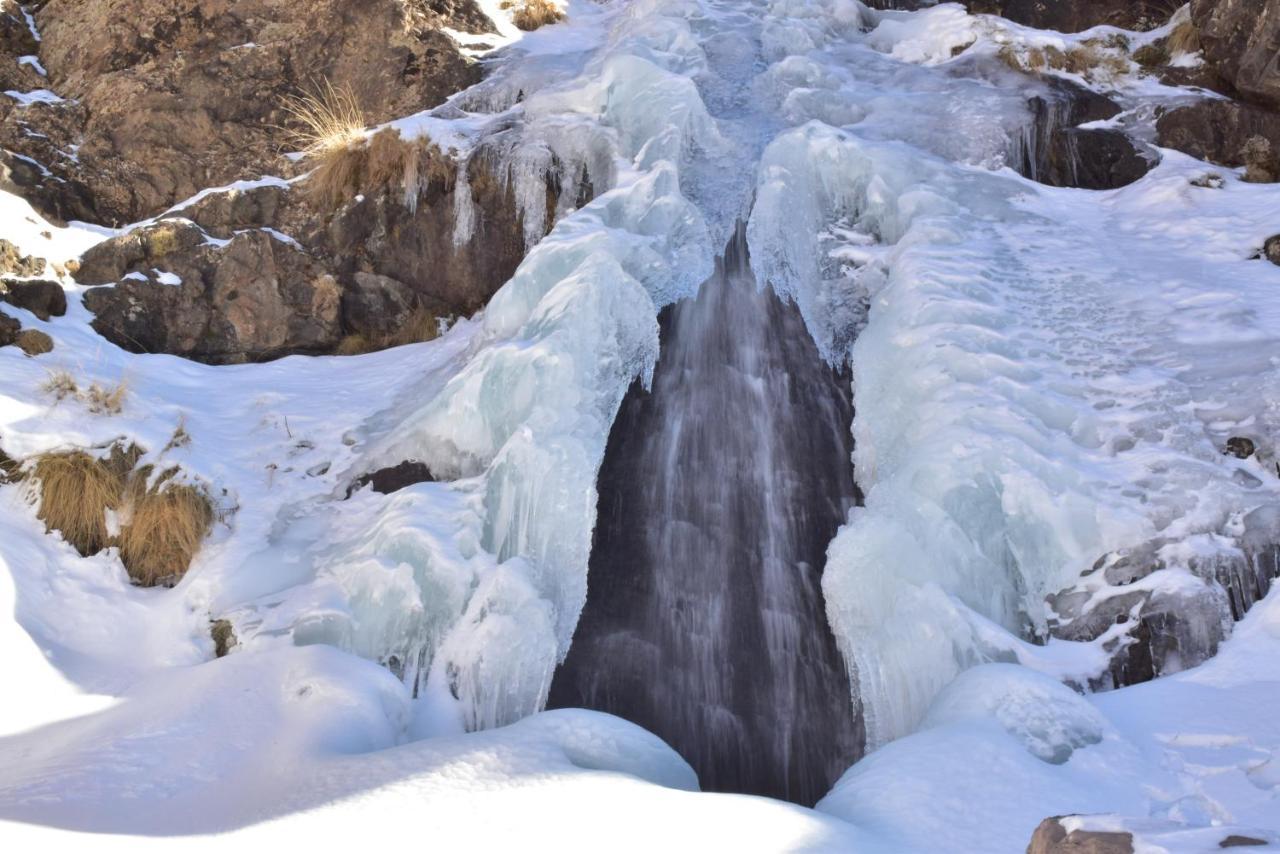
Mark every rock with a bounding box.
[15,328,53,356]
[1219,836,1268,848]
[968,0,1167,33]
[348,460,437,496]
[1027,817,1134,854]
[1264,235,1280,266]
[4,0,485,224]
[0,278,66,320]
[0,239,47,277]
[0,308,19,347]
[1156,99,1280,170]
[1017,80,1152,189]
[1048,507,1280,690]
[1242,135,1280,183]
[210,619,237,658]
[1225,437,1257,459]
[340,272,449,340]
[1191,0,1280,111]
[82,222,343,363]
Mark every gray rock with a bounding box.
[1191,0,1280,111]
[0,308,19,348]
[1027,817,1134,854]
[0,278,67,321]
[1156,99,1280,170]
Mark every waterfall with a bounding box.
[547,227,865,806]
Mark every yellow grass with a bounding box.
[512,0,564,31]
[31,450,125,556]
[116,468,214,586]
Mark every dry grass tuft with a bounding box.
[41,369,78,401]
[117,468,214,587]
[510,0,564,31]
[83,380,128,415]
[998,41,1130,83]
[284,81,370,209]
[1166,18,1200,56]
[31,450,126,556]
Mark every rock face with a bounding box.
[1017,80,1152,189]
[1191,0,1280,110]
[0,309,19,348]
[968,0,1166,32]
[0,278,66,321]
[80,222,342,363]
[1027,817,1134,854]
[1265,235,1280,266]
[1047,506,1280,690]
[1,0,484,225]
[1156,99,1280,170]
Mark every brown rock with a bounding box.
[967,0,1168,32]
[1028,817,1134,854]
[1242,135,1280,183]
[1264,235,1280,266]
[82,222,343,363]
[1225,437,1257,459]
[210,619,237,658]
[1191,0,1280,110]
[0,278,66,320]
[5,0,486,224]
[1156,99,1280,169]
[15,328,53,356]
[348,460,437,497]
[0,308,19,347]
[1219,835,1268,848]
[0,238,47,277]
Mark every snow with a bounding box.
[4,88,63,105]
[2,0,1280,849]
[18,55,46,76]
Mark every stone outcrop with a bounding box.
[80,221,342,363]
[1047,506,1280,690]
[1156,99,1280,171]
[1027,817,1134,854]
[1018,80,1152,189]
[1190,0,1280,111]
[1,0,486,225]
[967,0,1167,33]
[0,278,66,320]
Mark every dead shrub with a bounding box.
[511,0,564,31]
[83,379,128,415]
[41,369,78,401]
[999,41,1130,83]
[31,450,126,556]
[116,468,214,586]
[284,81,370,208]
[1166,18,1200,57]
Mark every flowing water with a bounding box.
[547,228,865,805]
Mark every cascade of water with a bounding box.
[547,226,865,806]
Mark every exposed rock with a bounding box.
[1048,506,1280,690]
[1191,0,1280,110]
[0,308,19,347]
[1265,235,1280,266]
[81,222,342,363]
[967,0,1166,33]
[3,0,485,224]
[1027,817,1134,854]
[348,460,437,496]
[1219,836,1268,848]
[1156,99,1280,169]
[0,278,66,320]
[0,238,47,277]
[341,272,450,341]
[1225,437,1257,459]
[1018,80,1153,189]
[210,619,237,658]
[1242,135,1280,183]
[15,328,52,356]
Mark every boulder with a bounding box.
[0,308,19,347]
[81,221,343,363]
[1264,235,1280,266]
[1243,135,1280,183]
[0,239,47,277]
[15,328,52,356]
[0,278,66,320]
[1156,98,1280,169]
[967,0,1167,32]
[1027,817,1134,854]
[1018,80,1152,189]
[1191,0,1280,110]
[3,0,486,224]
[348,460,437,496]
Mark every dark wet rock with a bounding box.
[968,0,1167,32]
[210,619,237,658]
[1219,836,1268,848]
[1049,506,1280,690]
[1018,80,1152,189]
[171,183,291,236]
[341,272,450,341]
[1264,235,1280,266]
[0,278,65,320]
[2,0,485,224]
[82,222,342,363]
[15,327,52,356]
[0,238,47,277]
[348,460,437,496]
[1225,437,1257,459]
[1027,817,1134,854]
[1156,99,1280,169]
[0,308,20,347]
[1191,0,1280,110]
